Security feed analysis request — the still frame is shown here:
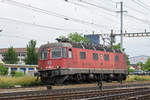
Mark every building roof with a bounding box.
[4,64,38,67]
[0,48,39,54]
[129,55,150,64]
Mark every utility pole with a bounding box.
[116,2,127,50]
[120,2,123,50]
[0,29,3,37]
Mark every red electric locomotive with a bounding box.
[38,39,127,85]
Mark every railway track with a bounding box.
[0,83,150,100]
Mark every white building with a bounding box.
[0,48,38,64]
[129,55,150,64]
[4,64,37,76]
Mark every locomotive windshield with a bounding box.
[40,49,48,60]
[51,48,67,58]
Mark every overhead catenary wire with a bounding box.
[0,0,111,29]
[65,0,150,29]
[0,17,79,32]
[1,34,48,42]
[136,0,150,9]
[125,5,148,15]
[125,14,150,25]
[63,0,89,9]
[0,17,98,33]
[132,0,150,11]
[1,0,150,32]
[72,0,115,13]
[64,0,120,23]
[66,0,118,17]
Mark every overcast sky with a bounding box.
[0,0,150,57]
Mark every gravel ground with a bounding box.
[0,81,150,93]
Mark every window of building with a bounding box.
[21,53,26,57]
[17,53,21,56]
[20,58,24,61]
[68,49,72,58]
[104,54,109,61]
[115,55,119,62]
[93,53,98,60]
[80,52,86,59]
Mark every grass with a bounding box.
[0,76,41,88]
[1,75,150,88]
[126,75,150,82]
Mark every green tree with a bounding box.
[136,62,144,71]
[68,32,89,43]
[144,58,150,71]
[127,66,134,73]
[136,62,144,66]
[24,40,38,65]
[2,47,19,64]
[0,63,8,75]
[58,32,89,43]
[112,43,125,51]
[112,43,130,66]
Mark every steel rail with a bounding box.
[0,83,150,100]
[0,87,148,100]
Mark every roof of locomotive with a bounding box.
[39,42,122,53]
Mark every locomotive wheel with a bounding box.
[118,74,123,84]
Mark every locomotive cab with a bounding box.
[38,46,70,70]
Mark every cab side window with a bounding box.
[80,52,86,59]
[68,49,72,58]
[115,55,119,62]
[104,54,109,61]
[93,53,98,60]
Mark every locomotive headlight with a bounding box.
[56,66,60,69]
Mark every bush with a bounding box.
[15,71,25,77]
[0,76,41,88]
[126,75,150,82]
[0,63,8,75]
[11,71,25,77]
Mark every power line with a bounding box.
[125,14,150,25]
[136,0,150,10]
[65,0,118,17]
[105,0,147,15]
[125,5,147,15]
[1,33,47,42]
[132,0,150,11]
[64,0,119,23]
[0,17,70,31]
[73,0,115,13]
[64,0,89,9]
[0,17,94,32]
[1,0,110,29]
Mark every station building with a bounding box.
[0,48,38,64]
[4,64,38,76]
[0,48,39,76]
